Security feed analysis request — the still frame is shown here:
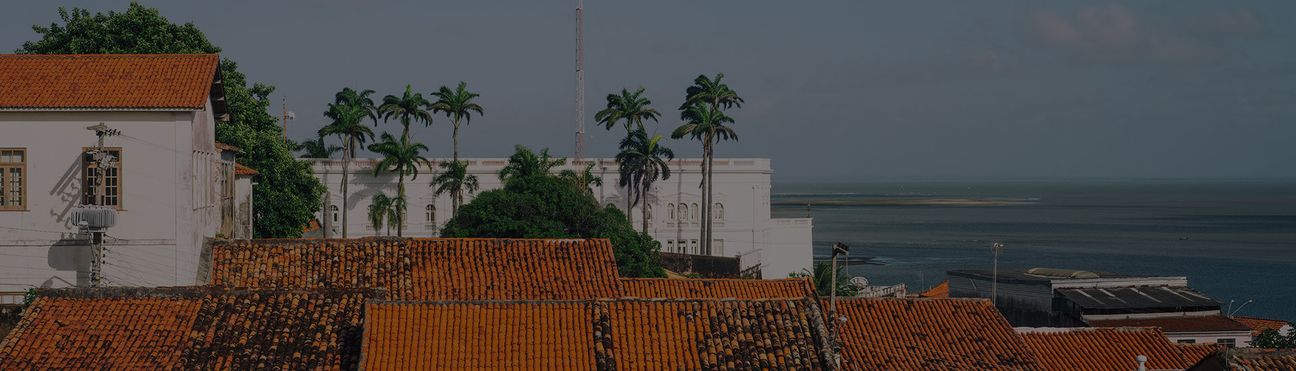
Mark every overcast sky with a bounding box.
[3,1,1294,179]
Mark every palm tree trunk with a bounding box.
[641,181,650,234]
[706,148,714,255]
[397,173,405,237]
[453,122,460,164]
[626,180,633,224]
[342,138,351,238]
[699,140,709,256]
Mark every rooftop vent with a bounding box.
[72,205,116,229]
[1025,268,1099,279]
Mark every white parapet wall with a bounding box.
[309,157,813,278]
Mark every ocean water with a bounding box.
[771,179,1296,321]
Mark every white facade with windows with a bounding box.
[0,54,234,298]
[309,157,813,277]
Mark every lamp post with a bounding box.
[991,242,1004,307]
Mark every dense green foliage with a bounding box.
[18,4,324,237]
[442,147,664,277]
[1252,329,1296,348]
[790,262,860,297]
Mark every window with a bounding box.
[646,204,653,220]
[83,148,122,208]
[425,204,436,224]
[0,149,26,210]
[713,203,724,220]
[330,205,340,224]
[677,204,687,222]
[713,239,724,256]
[1177,339,1196,344]
[1217,338,1236,348]
[691,203,699,221]
[668,203,675,221]
[689,239,699,254]
[666,240,675,252]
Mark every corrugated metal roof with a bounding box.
[1059,286,1219,311]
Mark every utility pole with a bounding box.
[574,0,586,161]
[86,123,120,287]
[829,242,849,329]
[282,97,295,144]
[991,242,1004,307]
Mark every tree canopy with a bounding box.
[18,3,324,237]
[441,146,664,278]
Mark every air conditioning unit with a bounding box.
[72,206,117,229]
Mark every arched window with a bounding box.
[425,204,436,224]
[713,203,724,221]
[677,204,687,221]
[691,203,699,221]
[330,205,339,223]
[646,204,653,220]
[668,203,675,221]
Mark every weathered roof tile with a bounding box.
[0,54,219,110]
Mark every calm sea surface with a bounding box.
[771,179,1296,321]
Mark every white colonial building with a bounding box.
[0,54,249,300]
[310,157,813,277]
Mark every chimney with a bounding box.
[1135,355,1148,371]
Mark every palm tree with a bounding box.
[431,160,479,218]
[296,135,342,159]
[367,132,433,237]
[379,85,434,141]
[675,73,742,255]
[368,193,392,236]
[616,129,674,233]
[387,194,407,236]
[596,87,660,132]
[335,88,378,126]
[558,163,603,193]
[319,101,375,238]
[498,145,566,184]
[430,82,484,164]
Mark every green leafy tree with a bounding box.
[430,82,484,163]
[367,133,432,237]
[296,135,341,159]
[18,4,324,237]
[1251,329,1296,348]
[379,85,434,141]
[498,145,566,183]
[790,262,859,297]
[616,129,674,233]
[431,160,479,218]
[442,147,664,277]
[673,74,742,254]
[596,87,661,132]
[319,100,375,238]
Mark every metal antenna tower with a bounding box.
[574,0,586,161]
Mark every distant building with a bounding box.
[307,158,813,278]
[948,267,1254,346]
[0,54,239,297]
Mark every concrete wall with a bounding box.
[309,157,813,278]
[0,107,217,292]
[1167,331,1252,347]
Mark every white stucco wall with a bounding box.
[309,157,813,278]
[0,106,218,292]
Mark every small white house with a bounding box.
[0,54,235,299]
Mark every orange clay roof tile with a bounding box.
[0,287,379,370]
[1190,348,1296,371]
[210,238,622,300]
[0,54,219,110]
[832,298,1043,370]
[920,280,950,298]
[233,163,258,176]
[619,278,815,299]
[358,299,834,370]
[1235,316,1294,337]
[1018,327,1204,371]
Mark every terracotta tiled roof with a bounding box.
[1088,315,1252,334]
[1018,327,1201,371]
[214,142,242,154]
[210,238,622,300]
[359,299,834,370]
[0,287,378,370]
[619,278,815,299]
[1235,316,1293,336]
[1189,348,1296,371]
[0,54,219,110]
[920,280,949,298]
[832,298,1043,370]
[1177,343,1224,365]
[234,163,258,176]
